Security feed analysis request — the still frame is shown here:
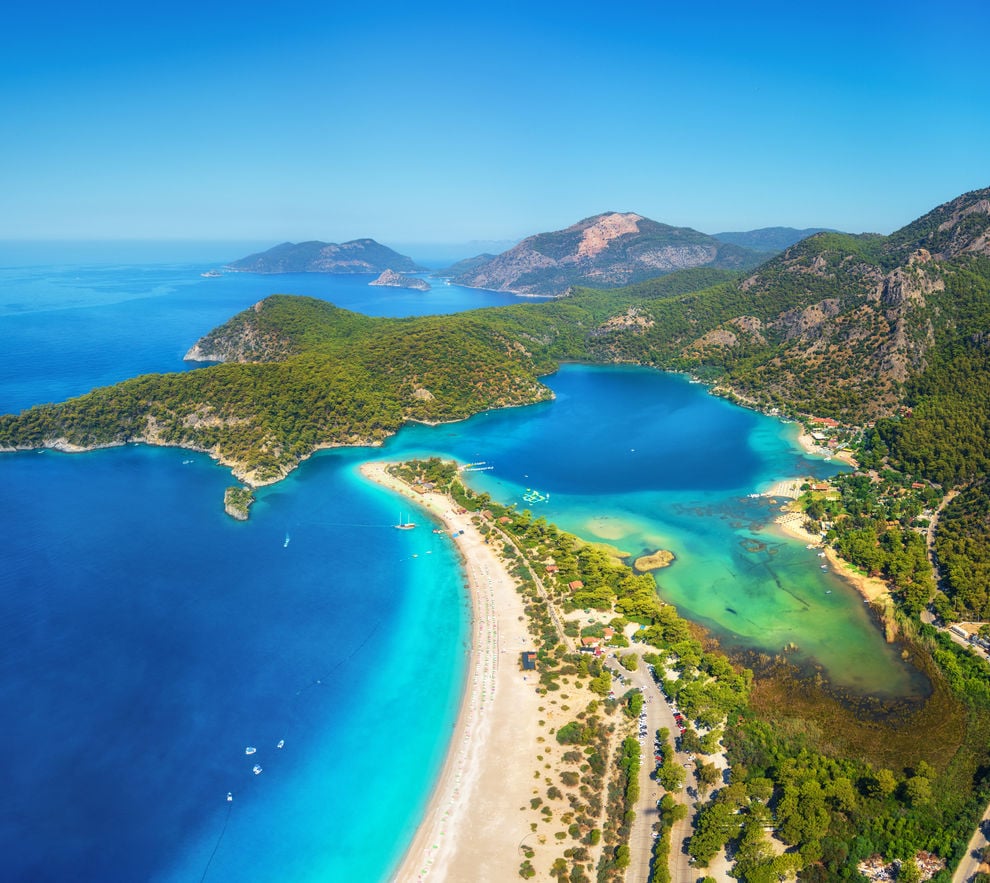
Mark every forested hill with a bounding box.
[1,188,988,498]
[225,238,424,274]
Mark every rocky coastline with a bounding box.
[368,269,430,291]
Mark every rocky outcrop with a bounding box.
[634,549,675,571]
[772,299,843,342]
[596,308,654,334]
[369,269,430,291]
[224,486,254,521]
[663,194,990,421]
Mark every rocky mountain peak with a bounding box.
[445,212,763,296]
[575,213,644,259]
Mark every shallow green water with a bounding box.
[393,363,924,698]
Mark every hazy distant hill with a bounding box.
[444,212,764,296]
[438,253,497,278]
[226,239,424,274]
[712,226,836,253]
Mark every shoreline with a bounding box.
[794,427,858,467]
[772,508,901,644]
[773,507,891,605]
[359,461,546,882]
[774,429,890,607]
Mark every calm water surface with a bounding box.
[0,254,923,880]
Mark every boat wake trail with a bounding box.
[199,801,233,883]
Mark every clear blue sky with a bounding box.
[2,0,988,247]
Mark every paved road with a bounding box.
[953,804,990,883]
[604,657,699,883]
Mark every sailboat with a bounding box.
[394,512,416,530]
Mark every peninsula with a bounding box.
[365,448,985,881]
[363,458,747,882]
[361,460,546,880]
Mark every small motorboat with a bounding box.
[252,764,262,775]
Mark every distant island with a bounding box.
[222,220,827,296]
[225,238,424,275]
[369,269,430,291]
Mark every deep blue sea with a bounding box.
[0,250,923,881]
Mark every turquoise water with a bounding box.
[2,443,468,882]
[388,365,921,697]
[0,255,923,880]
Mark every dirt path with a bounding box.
[927,487,960,585]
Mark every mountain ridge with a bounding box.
[443,211,765,296]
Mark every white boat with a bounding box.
[245,746,256,755]
[227,792,233,802]
[283,533,290,548]
[252,764,262,775]
[276,739,284,749]
[394,513,416,530]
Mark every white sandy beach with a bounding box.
[771,433,891,606]
[774,508,891,605]
[360,462,549,882]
